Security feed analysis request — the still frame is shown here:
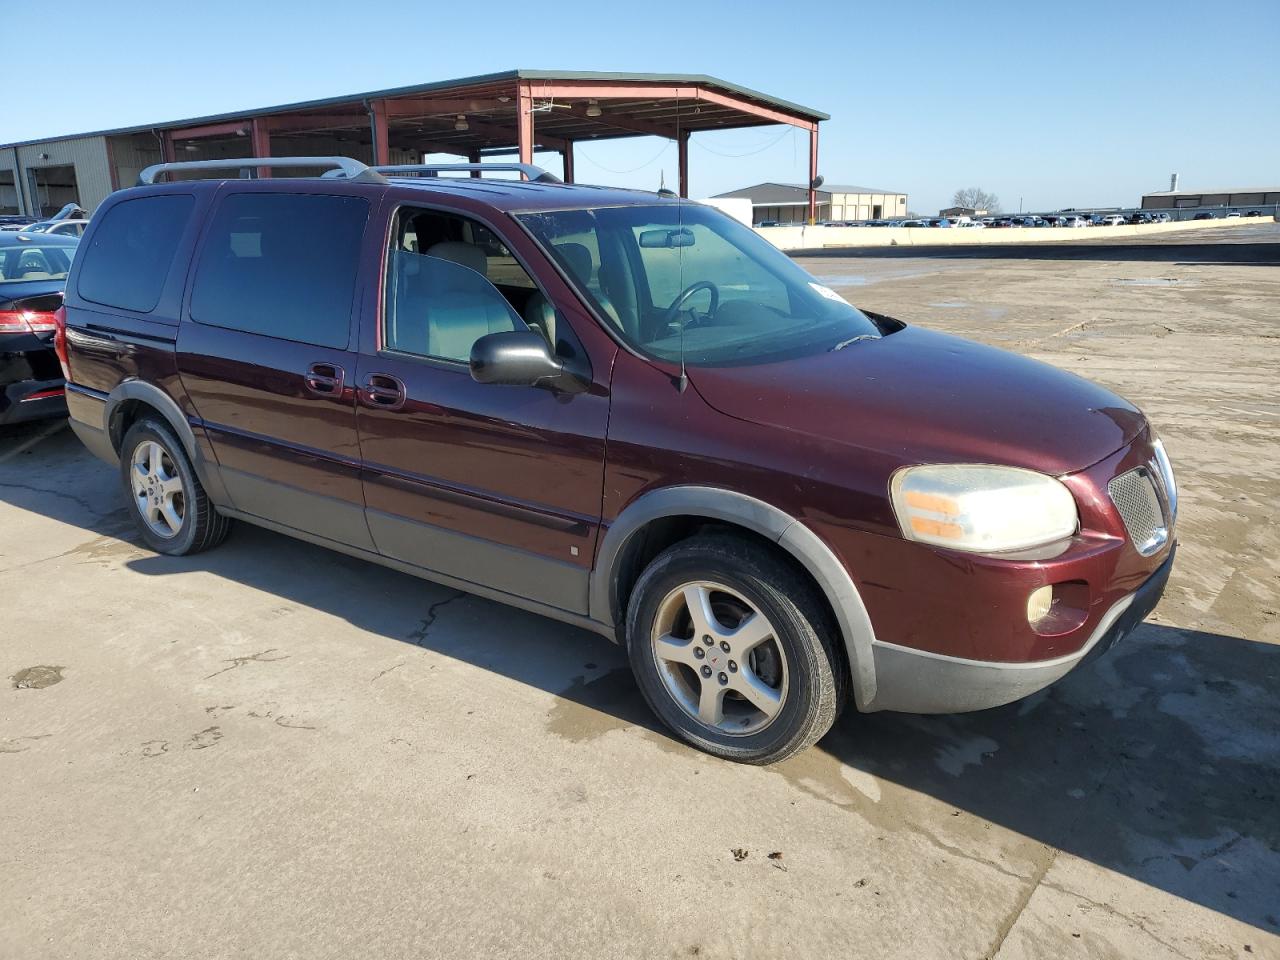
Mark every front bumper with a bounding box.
[864,545,1174,713]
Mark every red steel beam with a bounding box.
[692,87,819,131]
[517,82,534,166]
[677,130,689,198]
[251,117,271,179]
[370,99,390,166]
[808,127,819,224]
[526,81,819,131]
[562,142,574,183]
[382,98,513,119]
[165,120,250,140]
[266,114,368,134]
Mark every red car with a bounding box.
[59,157,1176,763]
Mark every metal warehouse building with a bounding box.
[712,182,907,224]
[1,69,828,219]
[1141,186,1280,210]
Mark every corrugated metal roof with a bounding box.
[1,70,828,150]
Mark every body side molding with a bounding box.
[590,485,879,709]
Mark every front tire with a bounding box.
[625,535,846,764]
[120,417,231,556]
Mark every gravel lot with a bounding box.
[3,227,1278,959]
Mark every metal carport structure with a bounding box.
[150,70,828,218]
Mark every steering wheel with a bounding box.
[660,280,719,330]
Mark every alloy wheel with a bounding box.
[650,581,788,735]
[130,439,185,538]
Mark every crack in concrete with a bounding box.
[900,821,1035,884]
[988,723,1134,957]
[371,661,405,683]
[405,591,467,646]
[0,733,53,754]
[986,844,1059,958]
[204,648,290,680]
[1039,880,1198,960]
[0,478,107,517]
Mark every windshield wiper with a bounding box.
[830,334,879,352]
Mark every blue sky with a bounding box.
[5,0,1277,213]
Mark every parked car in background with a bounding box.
[957,220,986,229]
[1059,215,1089,228]
[1152,212,1172,222]
[1126,213,1152,225]
[1243,211,1262,217]
[1225,211,1242,219]
[1099,215,1126,226]
[59,156,1178,764]
[0,232,78,424]
[0,216,39,232]
[1193,212,1216,220]
[925,218,954,228]
[754,220,781,228]
[901,218,927,227]
[20,219,91,238]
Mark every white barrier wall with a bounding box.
[756,216,1276,251]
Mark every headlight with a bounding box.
[890,464,1078,554]
[1152,437,1177,520]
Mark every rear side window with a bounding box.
[78,194,194,313]
[189,193,368,349]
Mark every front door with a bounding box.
[354,203,609,614]
[177,185,380,549]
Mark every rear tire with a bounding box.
[120,417,231,556]
[625,534,845,764]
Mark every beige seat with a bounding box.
[418,241,518,362]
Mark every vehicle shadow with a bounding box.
[3,422,1277,933]
[813,621,1280,934]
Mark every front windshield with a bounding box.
[517,204,883,366]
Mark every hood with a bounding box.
[689,326,1145,476]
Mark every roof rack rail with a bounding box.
[137,156,385,185]
[371,163,562,184]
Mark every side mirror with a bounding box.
[470,330,587,394]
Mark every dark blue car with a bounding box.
[0,231,78,425]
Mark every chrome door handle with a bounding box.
[304,362,345,396]
[361,373,406,410]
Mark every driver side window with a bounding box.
[384,208,548,363]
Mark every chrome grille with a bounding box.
[1109,468,1168,555]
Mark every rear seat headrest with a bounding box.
[426,241,488,277]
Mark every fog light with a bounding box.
[1027,585,1054,625]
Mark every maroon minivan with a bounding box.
[59,157,1176,763]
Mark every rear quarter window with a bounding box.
[77,194,194,313]
[188,193,368,349]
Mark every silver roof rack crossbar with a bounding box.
[371,163,562,184]
[137,156,385,185]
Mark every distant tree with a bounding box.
[952,187,1001,213]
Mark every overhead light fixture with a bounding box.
[585,99,602,118]
[497,95,511,103]
[183,144,199,152]
[454,115,469,131]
